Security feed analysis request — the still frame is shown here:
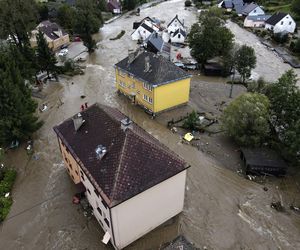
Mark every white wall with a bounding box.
[248,6,264,16]
[131,20,159,41]
[274,15,296,33]
[111,170,187,249]
[170,33,185,44]
[167,18,184,34]
[79,168,114,244]
[244,18,265,28]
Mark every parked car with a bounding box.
[58,48,68,57]
[74,36,81,42]
[60,44,68,49]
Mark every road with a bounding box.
[1,1,300,250]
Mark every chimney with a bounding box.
[95,145,107,160]
[144,56,151,72]
[72,113,85,131]
[121,117,132,131]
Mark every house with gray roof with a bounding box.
[30,20,69,50]
[53,103,189,249]
[265,12,296,34]
[242,3,264,16]
[114,50,192,114]
[144,32,171,59]
[244,14,271,28]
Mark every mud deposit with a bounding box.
[1,1,300,250]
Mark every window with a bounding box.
[281,21,284,25]
[69,163,72,170]
[289,21,292,25]
[71,175,74,180]
[143,82,152,91]
[75,170,78,175]
[67,168,70,173]
[64,157,68,163]
[97,207,102,216]
[178,34,181,39]
[119,70,126,77]
[87,189,91,195]
[98,219,103,227]
[254,9,256,13]
[104,218,110,228]
[143,94,153,104]
[101,199,108,209]
[119,81,126,88]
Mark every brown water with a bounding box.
[1,1,300,249]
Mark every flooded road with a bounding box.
[1,1,300,249]
[227,21,300,86]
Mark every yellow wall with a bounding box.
[115,68,154,112]
[58,138,81,184]
[154,78,190,113]
[115,68,191,114]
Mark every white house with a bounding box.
[265,12,296,34]
[53,104,189,250]
[131,19,159,41]
[242,3,264,16]
[167,15,185,34]
[244,15,271,28]
[170,28,186,44]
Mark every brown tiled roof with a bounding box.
[53,104,188,207]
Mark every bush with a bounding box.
[273,32,289,44]
[0,168,16,222]
[183,110,199,130]
[185,0,192,7]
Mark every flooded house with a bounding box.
[114,50,192,115]
[167,14,185,34]
[244,15,271,28]
[107,0,122,14]
[241,3,264,17]
[29,20,69,50]
[53,103,189,249]
[144,32,171,59]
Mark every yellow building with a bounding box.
[30,21,70,51]
[114,51,192,115]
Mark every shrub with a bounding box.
[183,110,199,130]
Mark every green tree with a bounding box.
[36,30,58,78]
[292,0,300,16]
[37,3,49,22]
[0,47,42,146]
[123,0,137,10]
[189,15,234,66]
[183,111,198,130]
[266,70,300,162]
[57,4,76,34]
[235,45,256,84]
[0,0,37,49]
[222,93,270,147]
[75,0,103,52]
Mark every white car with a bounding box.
[58,49,68,57]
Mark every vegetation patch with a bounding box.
[110,30,125,40]
[0,168,17,222]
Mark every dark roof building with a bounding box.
[54,104,188,207]
[144,32,171,58]
[242,3,258,15]
[167,14,184,28]
[265,12,288,26]
[38,20,68,40]
[115,50,191,86]
[240,148,287,176]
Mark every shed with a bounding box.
[240,148,287,176]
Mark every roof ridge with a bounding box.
[110,131,128,202]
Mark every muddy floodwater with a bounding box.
[1,1,300,249]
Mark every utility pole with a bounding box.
[229,67,235,98]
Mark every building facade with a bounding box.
[53,104,189,249]
[265,13,296,34]
[115,51,191,115]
